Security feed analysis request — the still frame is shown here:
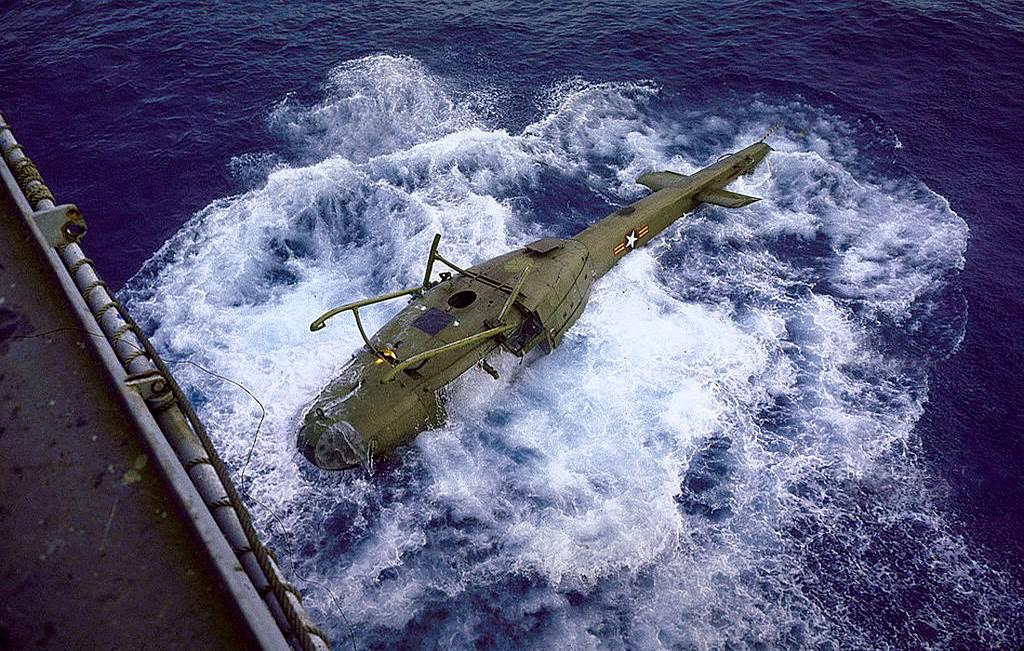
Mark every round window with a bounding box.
[448,290,477,309]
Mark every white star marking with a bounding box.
[625,230,638,248]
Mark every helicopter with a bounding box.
[299,137,773,469]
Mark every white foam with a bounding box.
[122,55,1019,649]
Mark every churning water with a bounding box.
[122,56,1020,649]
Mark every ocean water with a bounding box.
[4,2,1023,649]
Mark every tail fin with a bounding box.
[637,171,761,207]
[636,170,688,192]
[696,188,760,208]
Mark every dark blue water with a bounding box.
[5,2,1023,648]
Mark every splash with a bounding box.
[122,55,1019,649]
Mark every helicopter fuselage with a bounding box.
[299,141,771,469]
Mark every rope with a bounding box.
[110,323,133,342]
[253,492,360,651]
[82,279,109,300]
[0,128,56,207]
[207,496,235,510]
[150,395,180,414]
[69,257,95,275]
[24,183,55,207]
[108,303,330,650]
[95,302,120,318]
[7,155,54,206]
[183,456,212,472]
[163,357,266,483]
[124,348,149,364]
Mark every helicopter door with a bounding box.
[503,311,546,356]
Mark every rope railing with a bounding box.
[0,112,329,651]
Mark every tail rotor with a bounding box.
[760,121,781,143]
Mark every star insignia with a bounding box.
[613,224,649,255]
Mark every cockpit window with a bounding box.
[413,308,453,336]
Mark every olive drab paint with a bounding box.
[299,140,773,469]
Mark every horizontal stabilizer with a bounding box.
[637,170,688,192]
[696,188,761,208]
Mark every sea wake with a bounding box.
[123,55,1019,649]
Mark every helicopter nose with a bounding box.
[298,435,318,466]
[297,419,367,470]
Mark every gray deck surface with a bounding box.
[0,187,258,649]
